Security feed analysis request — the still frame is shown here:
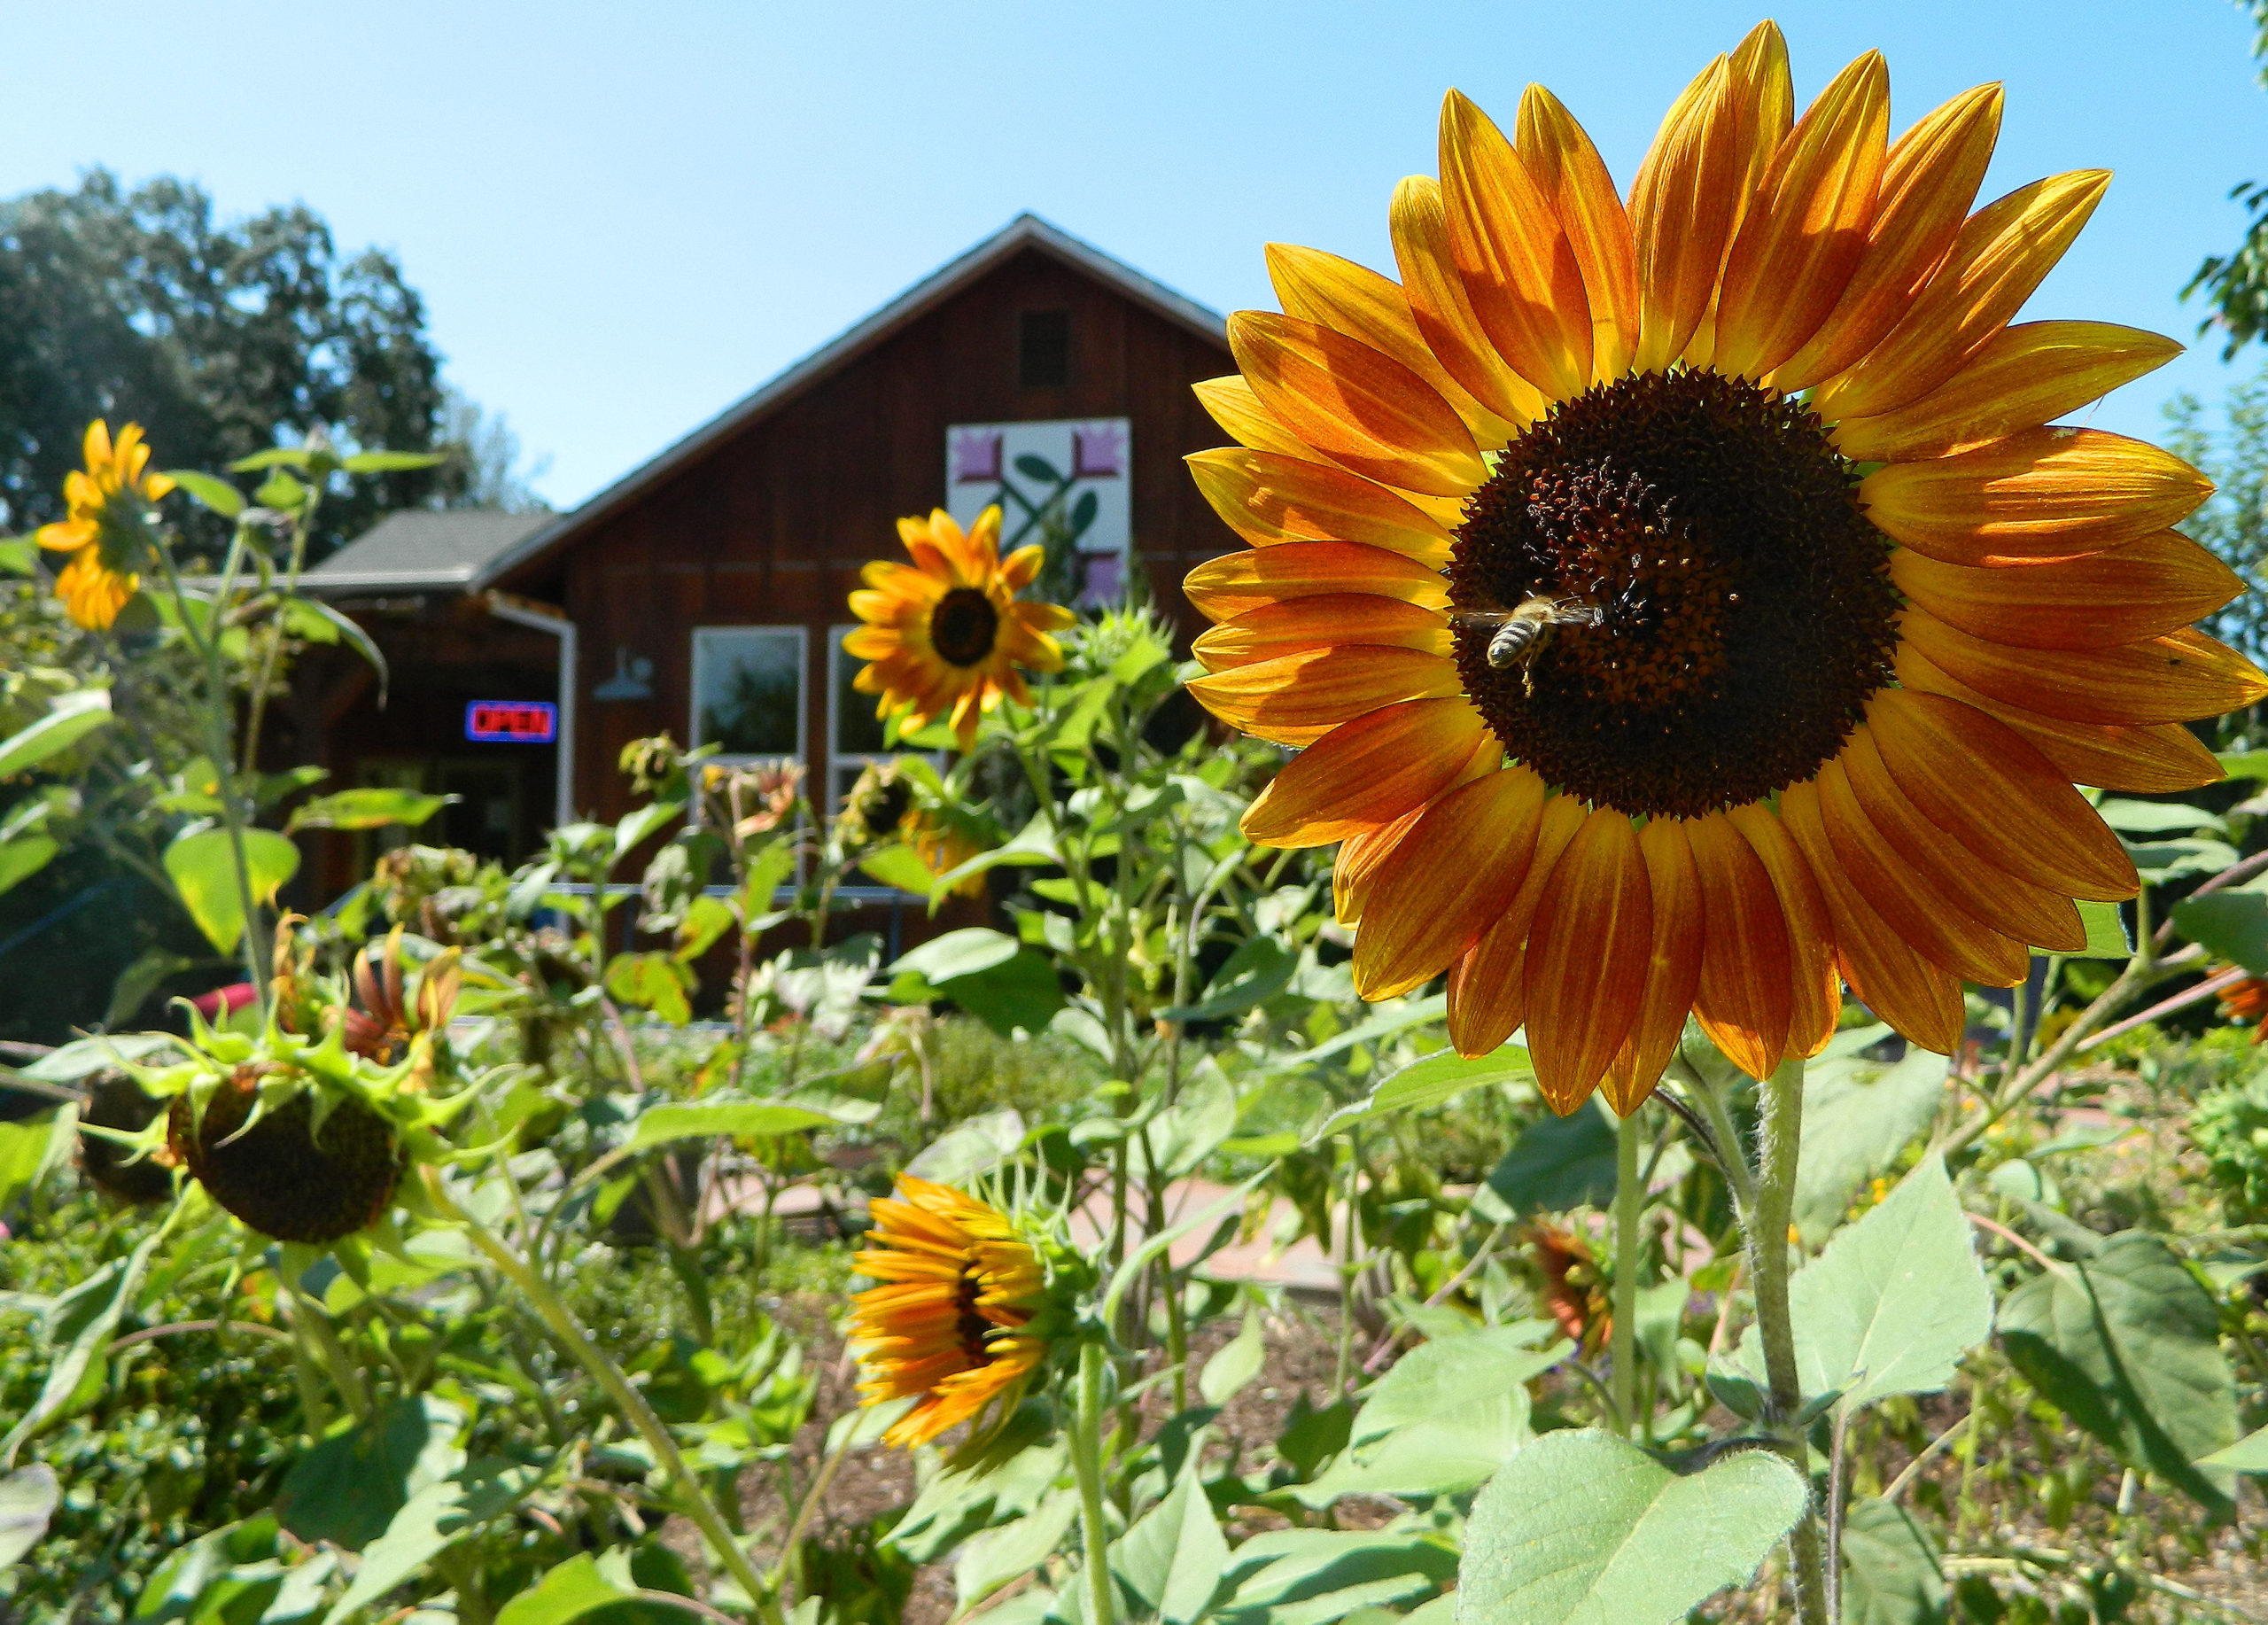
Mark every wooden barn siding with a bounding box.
[540,247,1239,823]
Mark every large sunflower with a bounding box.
[35,419,174,630]
[848,1176,1049,1447]
[846,505,1076,750]
[1184,24,2266,1114]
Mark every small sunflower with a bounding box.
[1183,23,2267,1113]
[849,1176,1050,1448]
[2219,974,2268,1043]
[35,420,175,630]
[846,506,1076,750]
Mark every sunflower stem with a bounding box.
[1072,1340,1116,1625]
[1749,1055,1829,1625]
[1611,1105,1643,1440]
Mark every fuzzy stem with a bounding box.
[1612,1106,1643,1439]
[1749,1056,1828,1625]
[1072,1341,1115,1625]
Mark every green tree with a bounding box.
[2165,376,2268,665]
[0,169,454,556]
[2186,2,2268,354]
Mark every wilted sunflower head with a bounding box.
[1184,21,2264,1114]
[844,506,1078,751]
[849,1176,1079,1448]
[35,420,174,631]
[77,1069,176,1206]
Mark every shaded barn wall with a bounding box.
[506,245,1240,825]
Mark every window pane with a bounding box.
[695,629,802,756]
[833,628,889,757]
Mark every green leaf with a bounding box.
[611,799,683,868]
[1353,1324,1569,1444]
[286,788,453,833]
[1198,1309,1266,1406]
[924,811,1060,896]
[163,828,300,953]
[253,470,309,510]
[1159,934,1297,1022]
[2,1228,163,1464]
[0,689,113,777]
[1112,1467,1230,1624]
[2000,1231,2241,1511]
[282,597,389,694]
[0,537,35,575]
[891,926,1020,982]
[856,842,939,897]
[1793,1046,1949,1245]
[2070,898,2132,960]
[1317,1043,1533,1142]
[161,470,245,518]
[1736,1156,1992,1411]
[2171,889,2268,975]
[1134,1062,1239,1183]
[275,1396,465,1551]
[1255,993,1448,1077]
[1475,1098,1617,1219]
[0,1110,73,1217]
[1456,1429,1807,1625]
[2199,1423,2268,1472]
[953,1490,1079,1614]
[1219,1530,1457,1621]
[0,1464,58,1574]
[2096,797,2221,834]
[323,1462,537,1623]
[228,447,310,473]
[603,952,692,1025]
[0,835,58,898]
[342,450,447,474]
[625,1100,837,1151]
[1841,1497,1946,1625]
[903,1108,1027,1185]
[494,1552,635,1625]
[892,929,1063,1035]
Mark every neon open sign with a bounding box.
[465,701,558,743]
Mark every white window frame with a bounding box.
[689,624,808,766]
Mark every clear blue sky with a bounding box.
[5,2,2265,509]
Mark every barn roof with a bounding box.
[474,212,1229,592]
[302,509,552,595]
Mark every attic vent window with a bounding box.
[1020,310,1070,388]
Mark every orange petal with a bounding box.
[1713,52,1890,381]
[1439,90,1591,400]
[1242,696,1490,847]
[1866,688,2136,902]
[1725,803,1842,1057]
[1187,646,1463,746]
[1229,312,1485,497]
[1600,817,1705,1114]
[1353,766,1550,999]
[1185,447,1457,563]
[1334,732,1503,925]
[1516,83,1639,382]
[1892,640,2225,792]
[1813,169,2111,422]
[1391,175,1550,427]
[1192,377,1312,459]
[1728,20,1795,215]
[1840,727,2086,952]
[1778,781,1966,1054]
[1630,54,1743,373]
[1522,808,1655,1113]
[1688,812,1795,1080]
[1267,242,1519,447]
[1814,758,2029,987]
[1184,540,1449,621]
[1860,427,2214,564]
[1899,608,2268,726]
[1890,532,2241,650]
[1835,322,2183,463]
[1443,791,1588,1054]
[1770,84,2002,393]
[1192,595,1450,673]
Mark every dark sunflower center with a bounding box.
[954,1267,992,1364]
[931,587,1000,666]
[1446,367,1899,820]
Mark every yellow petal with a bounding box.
[1439,90,1591,400]
[1192,594,1449,673]
[1185,447,1457,564]
[1724,803,1842,1057]
[1229,311,1485,496]
[1516,83,1639,382]
[1688,812,1794,1080]
[1630,54,1744,373]
[1182,540,1449,621]
[1442,790,1587,1055]
[1522,807,1654,1113]
[1391,175,1549,427]
[1193,377,1312,459]
[1334,731,1503,926]
[1599,817,1704,1113]
[1353,766,1550,999]
[1187,645,1463,746]
[1889,532,2241,649]
[1727,19,1795,218]
[1899,608,2268,725]
[1244,696,1490,848]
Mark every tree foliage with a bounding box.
[2186,2,2268,354]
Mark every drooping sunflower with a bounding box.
[1184,23,2267,1114]
[35,420,175,630]
[849,1176,1050,1448]
[846,506,1076,750]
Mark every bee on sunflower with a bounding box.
[34,420,175,631]
[1184,22,2266,1114]
[848,1176,1086,1448]
[845,506,1077,751]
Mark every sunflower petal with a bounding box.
[1713,51,1890,381]
[1391,175,1550,426]
[1770,84,2002,393]
[1187,646,1463,746]
[1813,170,2110,421]
[1523,807,1654,1113]
[1600,817,1705,1113]
[1630,54,1744,373]
[1836,322,2182,463]
[1185,448,1457,563]
[1725,803,1842,1056]
[1866,688,2136,901]
[1242,696,1489,846]
[1183,540,1449,620]
[1439,90,1592,400]
[1516,83,1639,381]
[1689,812,1795,1079]
[1193,377,1313,459]
[1890,532,2241,649]
[1353,766,1550,999]
[1860,427,2213,563]
[1192,595,1450,673]
[1229,312,1485,497]
[1728,19,1795,210]
[1443,791,1588,1055]
[1899,609,2268,725]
